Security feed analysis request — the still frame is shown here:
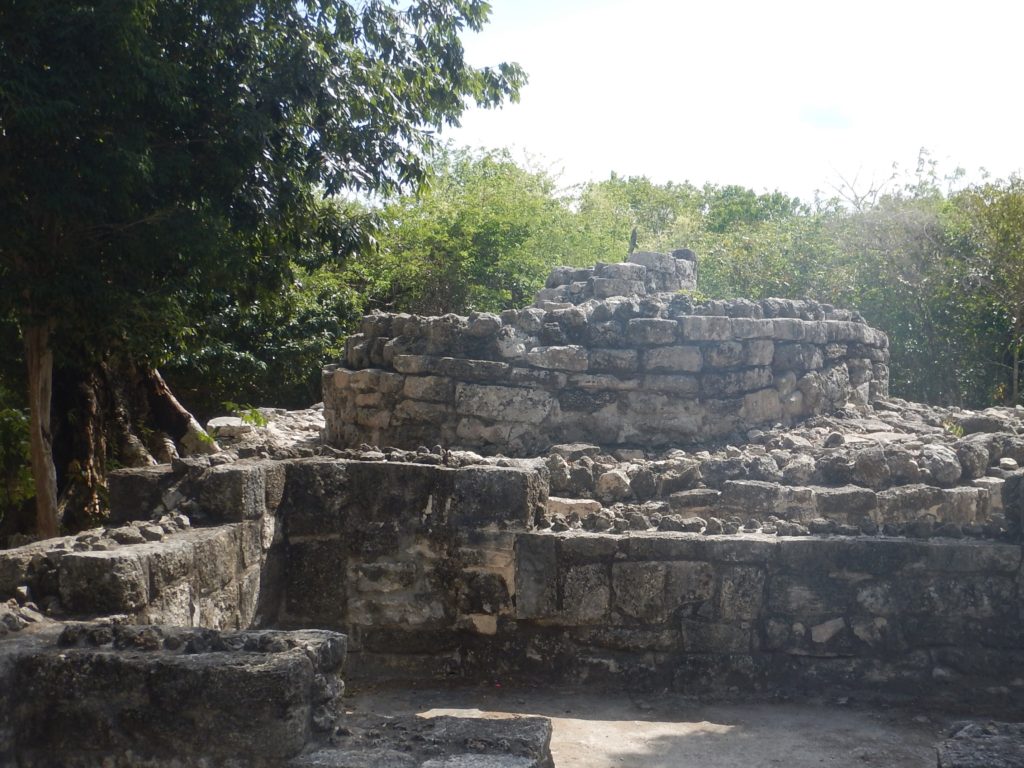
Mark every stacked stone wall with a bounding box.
[511,532,1024,707]
[326,297,890,454]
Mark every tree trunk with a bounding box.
[24,322,59,538]
[144,369,219,455]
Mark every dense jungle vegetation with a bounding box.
[2,2,1022,538]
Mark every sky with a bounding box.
[449,0,1024,202]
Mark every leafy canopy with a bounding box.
[0,0,525,365]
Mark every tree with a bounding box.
[0,0,524,536]
[956,177,1024,403]
[361,147,580,315]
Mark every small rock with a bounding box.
[704,517,724,535]
[809,518,836,535]
[999,457,1019,471]
[824,432,846,447]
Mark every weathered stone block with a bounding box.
[627,318,678,345]
[612,562,667,622]
[515,534,558,619]
[198,462,267,521]
[715,566,766,621]
[740,388,782,424]
[525,345,589,372]
[107,465,178,523]
[588,347,639,373]
[560,564,609,624]
[773,342,824,372]
[704,341,744,368]
[278,459,351,536]
[642,345,702,373]
[813,485,877,522]
[680,619,755,653]
[58,550,151,614]
[743,339,775,367]
[700,367,773,397]
[402,375,455,402]
[642,374,700,396]
[283,538,347,626]
[664,561,715,613]
[677,316,735,341]
[592,277,646,298]
[452,466,544,528]
[455,383,555,424]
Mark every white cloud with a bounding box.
[451,0,1024,199]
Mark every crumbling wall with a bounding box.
[324,252,890,454]
[274,458,545,675]
[511,532,1024,706]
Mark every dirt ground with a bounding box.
[348,685,948,767]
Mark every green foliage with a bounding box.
[223,402,269,427]
[357,147,590,315]
[0,0,525,379]
[0,407,33,524]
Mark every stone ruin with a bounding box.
[325,250,888,454]
[1,250,1023,766]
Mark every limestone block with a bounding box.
[515,534,558,619]
[627,318,678,345]
[568,373,639,391]
[198,462,267,522]
[612,562,667,622]
[642,345,702,373]
[283,539,347,626]
[667,488,719,513]
[348,368,404,393]
[456,418,511,446]
[402,375,455,402]
[628,251,677,272]
[560,564,610,624]
[741,388,782,424]
[496,326,529,360]
[773,342,824,372]
[524,345,589,372]
[108,465,178,524]
[394,398,451,425]
[704,341,744,368]
[547,497,602,517]
[455,383,556,424]
[546,266,575,288]
[587,320,629,347]
[680,619,754,653]
[813,485,878,522]
[588,348,640,373]
[664,561,715,611]
[701,367,773,397]
[591,277,646,298]
[597,262,646,281]
[642,374,700,396]
[715,566,766,621]
[278,459,351,536]
[507,367,569,388]
[596,469,632,503]
[452,466,545,528]
[345,333,370,368]
[876,484,983,524]
[743,339,775,367]
[58,549,151,614]
[677,315,735,341]
[548,304,589,329]
[773,319,828,343]
[466,311,502,338]
[535,286,569,303]
[718,480,783,517]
